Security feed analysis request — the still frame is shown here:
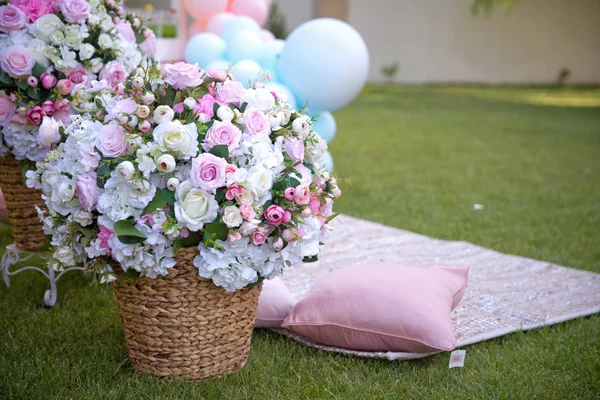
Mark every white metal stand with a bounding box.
[1,244,85,307]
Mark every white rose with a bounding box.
[174,180,218,231]
[33,14,64,42]
[152,121,199,159]
[222,205,243,228]
[154,105,174,124]
[183,97,196,110]
[73,209,94,226]
[132,76,144,88]
[247,165,273,198]
[98,33,113,49]
[136,105,150,119]
[216,106,234,122]
[89,58,103,73]
[266,111,282,128]
[116,161,135,179]
[57,179,75,203]
[50,30,65,45]
[278,110,291,125]
[87,14,100,26]
[166,177,180,191]
[241,88,276,111]
[27,39,49,67]
[54,246,75,266]
[126,115,138,129]
[141,92,155,105]
[156,154,176,173]
[79,43,95,60]
[37,117,61,147]
[292,116,311,137]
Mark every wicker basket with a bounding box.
[0,155,47,252]
[112,247,263,381]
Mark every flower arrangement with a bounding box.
[0,0,156,161]
[29,61,341,292]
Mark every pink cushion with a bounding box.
[255,277,298,328]
[282,264,469,353]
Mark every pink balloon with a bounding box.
[188,21,205,37]
[183,0,227,24]
[205,12,236,35]
[261,29,275,42]
[230,0,269,27]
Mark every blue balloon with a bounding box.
[323,151,334,173]
[260,39,285,70]
[185,33,226,69]
[226,29,264,63]
[221,16,261,44]
[206,59,231,71]
[264,82,297,110]
[312,111,336,143]
[231,60,262,88]
[279,18,369,112]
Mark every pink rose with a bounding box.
[240,203,255,221]
[76,172,99,211]
[294,164,312,185]
[40,72,57,89]
[207,69,227,82]
[106,98,138,120]
[282,211,292,223]
[190,153,227,193]
[56,79,73,95]
[54,99,71,112]
[0,4,27,32]
[285,137,305,163]
[162,62,203,90]
[281,228,299,243]
[11,0,53,23]
[99,61,127,85]
[78,142,100,169]
[67,66,88,85]
[96,124,127,157]
[295,185,311,205]
[215,80,245,106]
[309,194,320,214]
[273,237,284,252]
[228,231,242,242]
[59,0,90,24]
[41,100,55,116]
[264,204,286,226]
[1,45,34,78]
[251,230,266,246]
[203,120,242,152]
[173,103,184,113]
[97,225,113,253]
[283,187,296,201]
[243,107,270,136]
[0,96,16,124]
[194,94,216,117]
[27,76,38,87]
[27,105,45,125]
[226,164,237,176]
[225,184,242,201]
[139,29,157,56]
[116,20,135,42]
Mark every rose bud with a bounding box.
[282,211,292,223]
[114,83,125,95]
[273,237,284,252]
[126,115,138,129]
[156,154,176,173]
[116,161,135,179]
[27,76,38,87]
[228,231,242,243]
[183,97,196,110]
[138,120,151,132]
[56,79,73,95]
[301,207,312,218]
[251,230,266,246]
[331,185,342,198]
[41,100,55,116]
[283,187,296,201]
[216,105,234,121]
[54,99,71,112]
[132,76,144,88]
[136,105,150,119]
[132,17,141,29]
[166,177,180,191]
[282,228,298,243]
[207,69,227,82]
[141,92,155,105]
[40,73,57,89]
[27,106,45,125]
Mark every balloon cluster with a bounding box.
[183,0,369,173]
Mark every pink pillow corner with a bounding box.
[282,264,470,353]
[254,277,298,329]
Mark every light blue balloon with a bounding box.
[185,33,226,69]
[260,39,285,70]
[221,16,261,44]
[323,151,334,173]
[226,29,264,63]
[312,111,336,143]
[279,18,369,112]
[264,82,297,110]
[231,60,262,88]
[206,59,231,71]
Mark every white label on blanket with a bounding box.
[449,350,466,368]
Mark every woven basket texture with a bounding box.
[0,155,47,251]
[113,247,263,380]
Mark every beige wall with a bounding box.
[276,0,600,84]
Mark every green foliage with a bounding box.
[208,144,229,160]
[143,188,176,215]
[113,219,146,244]
[264,2,287,39]
[471,0,518,16]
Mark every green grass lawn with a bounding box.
[1,86,599,399]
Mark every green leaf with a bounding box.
[124,268,138,282]
[240,102,248,113]
[113,219,147,244]
[215,189,226,202]
[144,188,176,215]
[0,72,14,85]
[26,88,41,101]
[209,145,229,160]
[326,212,340,223]
[96,163,111,189]
[179,231,202,248]
[203,223,229,241]
[135,31,145,45]
[15,79,29,91]
[32,63,47,79]
[213,101,220,116]
[303,255,319,263]
[20,159,36,179]
[288,176,301,188]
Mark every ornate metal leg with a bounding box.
[1,244,86,307]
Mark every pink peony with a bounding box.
[285,137,305,163]
[242,107,270,136]
[99,61,127,85]
[203,120,242,152]
[162,62,203,90]
[139,29,157,56]
[96,124,127,157]
[194,94,216,117]
[67,65,88,85]
[76,172,99,211]
[59,0,90,24]
[116,20,135,42]
[0,96,16,124]
[225,184,243,201]
[189,153,227,193]
[0,4,27,33]
[0,44,34,78]
[264,204,286,226]
[11,0,53,23]
[27,105,45,125]
[215,80,245,106]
